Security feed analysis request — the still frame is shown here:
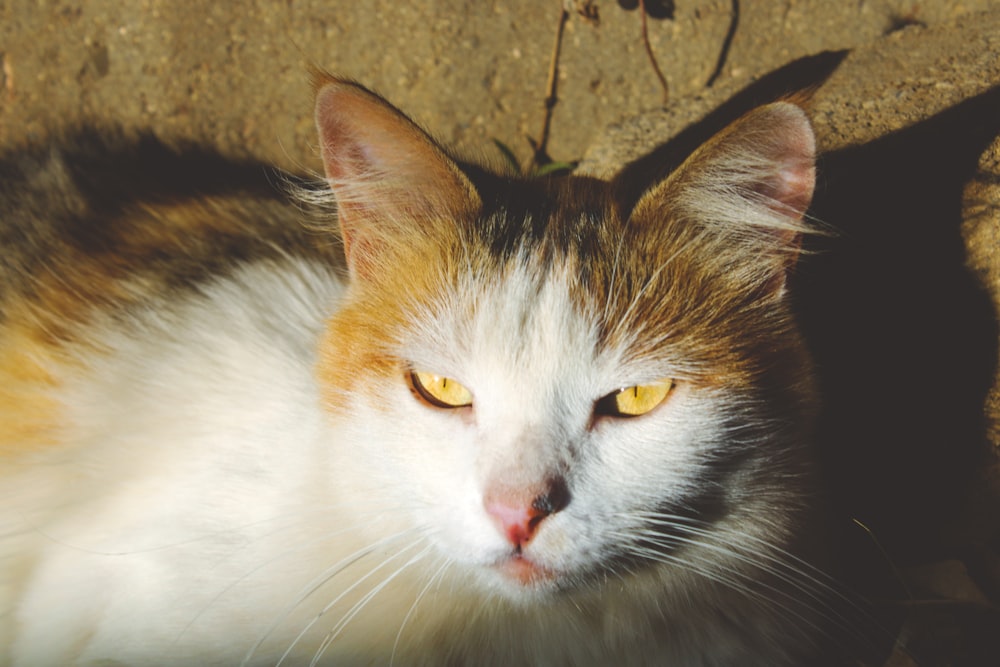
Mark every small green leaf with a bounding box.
[533,161,577,177]
[491,139,522,173]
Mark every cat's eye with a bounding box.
[596,379,675,418]
[409,371,473,409]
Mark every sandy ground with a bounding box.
[0,1,994,168]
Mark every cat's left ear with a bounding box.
[630,102,816,296]
[314,74,481,279]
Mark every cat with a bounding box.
[0,73,851,666]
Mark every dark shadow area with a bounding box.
[615,59,999,556]
[616,55,998,563]
[613,49,849,209]
[797,86,1000,665]
[799,86,999,559]
[616,0,676,21]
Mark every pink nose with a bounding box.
[483,478,569,549]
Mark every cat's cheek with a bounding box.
[351,394,498,548]
[587,391,712,499]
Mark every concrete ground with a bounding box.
[1,0,994,169]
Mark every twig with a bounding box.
[638,0,669,105]
[706,0,739,88]
[852,518,915,601]
[526,1,570,172]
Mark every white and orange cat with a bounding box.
[1,74,847,665]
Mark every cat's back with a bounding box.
[0,133,352,663]
[0,131,344,317]
[0,132,345,457]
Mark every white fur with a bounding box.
[5,259,347,665]
[3,255,827,666]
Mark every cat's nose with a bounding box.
[483,477,569,549]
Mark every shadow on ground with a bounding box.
[616,61,1000,664]
[800,86,1000,666]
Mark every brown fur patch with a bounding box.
[0,317,64,455]
[316,231,461,413]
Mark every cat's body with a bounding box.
[0,77,845,665]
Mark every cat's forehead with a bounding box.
[402,253,602,371]
[396,251,679,426]
[397,203,672,370]
[464,173,622,262]
[386,171,770,388]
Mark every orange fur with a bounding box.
[0,318,63,455]
[317,232,459,413]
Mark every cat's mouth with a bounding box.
[493,553,556,587]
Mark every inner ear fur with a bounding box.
[628,102,817,295]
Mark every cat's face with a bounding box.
[313,76,818,603]
[370,267,742,596]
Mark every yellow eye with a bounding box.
[409,371,473,409]
[598,379,674,418]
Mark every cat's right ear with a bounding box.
[628,102,816,298]
[313,74,481,279]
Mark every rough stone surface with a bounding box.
[579,8,1000,174]
[1,0,995,172]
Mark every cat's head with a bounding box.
[312,75,818,602]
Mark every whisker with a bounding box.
[620,533,829,642]
[391,555,454,666]
[610,530,765,602]
[170,504,412,650]
[610,511,880,649]
[633,512,859,609]
[308,543,435,667]
[602,226,628,324]
[242,525,422,667]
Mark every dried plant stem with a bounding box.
[706,0,739,88]
[527,1,570,171]
[639,0,670,105]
